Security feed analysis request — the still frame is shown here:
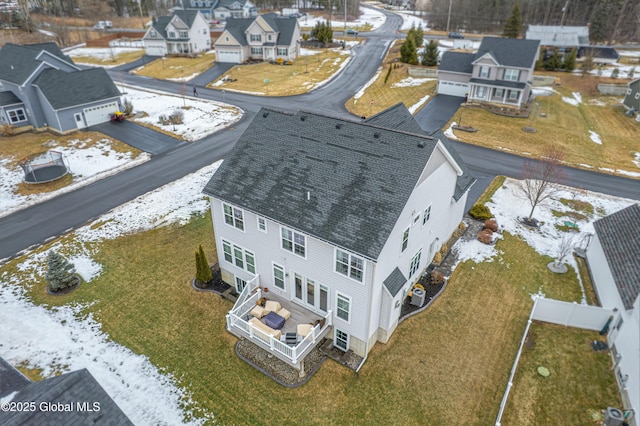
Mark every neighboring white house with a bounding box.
[212,0,258,20]
[214,13,300,63]
[202,103,475,372]
[437,36,540,109]
[586,203,640,421]
[142,10,211,56]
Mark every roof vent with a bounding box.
[374,132,380,139]
[300,115,307,121]
[263,112,269,118]
[336,123,341,129]
[306,191,311,201]
[417,140,426,148]
[11,65,14,70]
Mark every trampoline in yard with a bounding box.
[18,150,69,184]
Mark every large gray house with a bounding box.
[0,43,122,132]
[203,104,475,373]
[437,36,540,109]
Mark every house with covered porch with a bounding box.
[202,104,475,374]
[437,36,540,109]
[213,13,299,63]
[142,10,211,56]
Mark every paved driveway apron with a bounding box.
[90,120,184,155]
[414,94,465,134]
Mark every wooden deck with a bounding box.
[263,292,324,335]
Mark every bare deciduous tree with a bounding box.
[518,147,565,222]
[555,234,575,265]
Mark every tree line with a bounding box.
[426,0,639,44]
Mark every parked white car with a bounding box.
[94,21,112,30]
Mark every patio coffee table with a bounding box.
[264,311,285,329]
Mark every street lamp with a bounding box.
[446,0,452,32]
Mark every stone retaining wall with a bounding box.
[597,83,628,95]
[408,67,438,78]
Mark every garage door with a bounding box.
[145,46,166,56]
[438,81,469,97]
[84,102,118,127]
[216,50,241,63]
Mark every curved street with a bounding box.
[0,7,638,262]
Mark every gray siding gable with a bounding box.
[0,91,23,106]
[33,68,121,110]
[592,203,640,310]
[203,107,441,260]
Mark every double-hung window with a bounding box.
[223,203,244,231]
[281,227,306,257]
[335,249,364,282]
[504,68,519,81]
[257,216,267,233]
[423,205,432,225]
[401,227,409,252]
[250,34,261,42]
[222,239,255,273]
[479,66,490,78]
[273,263,285,289]
[409,249,422,277]
[179,30,188,38]
[336,293,350,322]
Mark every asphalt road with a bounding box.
[1,7,639,262]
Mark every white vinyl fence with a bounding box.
[495,295,615,425]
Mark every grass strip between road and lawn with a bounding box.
[1,192,617,425]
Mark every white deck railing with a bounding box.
[226,283,332,369]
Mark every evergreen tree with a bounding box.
[400,36,418,65]
[412,24,424,48]
[589,1,611,44]
[611,67,619,78]
[311,21,333,46]
[502,3,522,38]
[46,251,77,292]
[421,39,439,66]
[544,49,562,71]
[197,245,212,284]
[563,49,577,71]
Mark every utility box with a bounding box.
[604,407,624,426]
[411,288,426,307]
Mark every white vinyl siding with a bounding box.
[223,203,244,231]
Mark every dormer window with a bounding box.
[150,30,156,38]
[250,34,261,42]
[179,30,188,38]
[169,31,176,38]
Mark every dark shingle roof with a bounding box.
[474,37,540,69]
[365,102,424,134]
[173,9,200,28]
[383,267,408,297]
[33,68,121,110]
[592,203,640,310]
[0,91,23,106]
[203,107,444,259]
[150,15,172,39]
[0,357,30,398]
[4,369,133,425]
[0,43,74,85]
[429,129,475,201]
[438,51,474,74]
[221,14,297,47]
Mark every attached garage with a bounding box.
[437,81,469,97]
[145,45,167,56]
[83,102,118,127]
[216,49,242,63]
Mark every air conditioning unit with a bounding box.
[604,407,624,426]
[411,288,426,307]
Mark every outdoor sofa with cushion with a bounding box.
[248,317,282,341]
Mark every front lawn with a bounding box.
[446,73,640,176]
[133,54,216,81]
[69,49,146,66]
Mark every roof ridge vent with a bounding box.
[374,132,380,138]
[417,140,426,148]
[263,112,269,118]
[336,123,341,129]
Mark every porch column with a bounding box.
[298,359,306,378]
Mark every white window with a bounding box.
[336,293,350,322]
[508,90,519,100]
[273,263,285,289]
[335,329,349,351]
[235,276,247,292]
[250,34,261,42]
[335,249,364,282]
[413,214,420,225]
[257,216,267,233]
[277,47,287,55]
[221,239,255,273]
[74,113,82,122]
[179,30,188,38]
[635,93,640,100]
[7,108,26,123]
[401,227,409,252]
[281,227,306,257]
[423,205,432,225]
[251,47,263,55]
[494,88,504,97]
[203,28,207,34]
[476,86,486,97]
[504,69,519,81]
[408,249,422,277]
[479,66,490,78]
[627,88,632,95]
[223,203,244,230]
[150,30,156,39]
[169,31,176,38]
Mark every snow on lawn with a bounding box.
[68,47,143,60]
[408,94,430,114]
[392,77,435,88]
[589,130,602,144]
[124,86,242,141]
[303,5,386,31]
[562,91,582,106]
[395,11,429,30]
[0,139,150,219]
[0,161,222,424]
[634,153,640,168]
[453,178,635,300]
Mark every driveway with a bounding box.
[414,95,465,134]
[111,55,156,72]
[190,62,234,86]
[90,120,184,155]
